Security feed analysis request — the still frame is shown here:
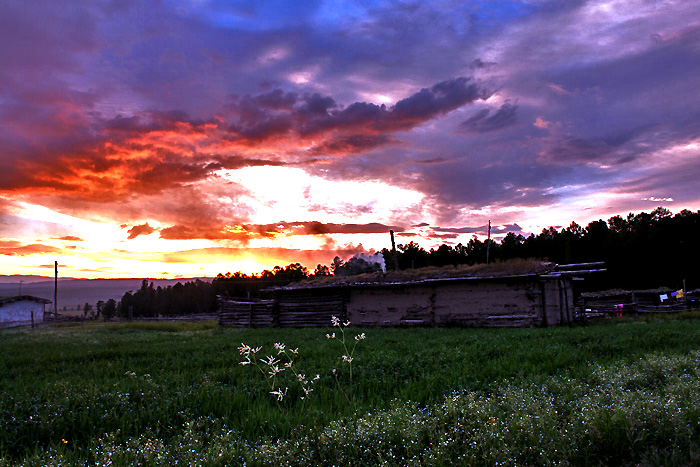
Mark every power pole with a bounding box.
[390,230,400,272]
[54,261,58,317]
[486,220,491,265]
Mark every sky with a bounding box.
[1,0,699,279]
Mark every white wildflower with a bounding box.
[270,387,287,401]
[261,355,279,367]
[331,316,340,326]
[268,364,282,377]
[238,343,250,356]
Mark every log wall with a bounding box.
[218,275,576,328]
[346,278,548,327]
[275,289,347,327]
[218,299,274,327]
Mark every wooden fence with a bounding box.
[218,299,275,327]
[578,290,698,318]
[218,290,346,328]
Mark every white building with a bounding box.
[0,295,52,327]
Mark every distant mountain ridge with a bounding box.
[0,277,213,311]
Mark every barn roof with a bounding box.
[0,295,52,305]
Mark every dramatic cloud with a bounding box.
[0,0,698,278]
[126,223,157,240]
[0,243,64,257]
[460,102,519,133]
[159,221,404,241]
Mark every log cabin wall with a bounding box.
[219,274,576,328]
[345,276,570,327]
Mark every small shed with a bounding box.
[0,295,52,328]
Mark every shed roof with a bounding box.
[266,261,604,293]
[0,295,52,305]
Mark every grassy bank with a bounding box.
[1,318,700,465]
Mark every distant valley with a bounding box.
[0,277,213,312]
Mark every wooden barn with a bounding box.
[0,295,52,328]
[219,262,603,328]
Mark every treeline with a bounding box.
[99,207,699,319]
[379,207,698,290]
[97,265,317,320]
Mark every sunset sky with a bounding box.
[2,0,699,279]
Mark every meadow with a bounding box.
[1,316,700,466]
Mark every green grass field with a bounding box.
[2,316,700,466]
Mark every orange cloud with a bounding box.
[0,243,64,256]
[0,77,487,247]
[158,244,380,272]
[53,236,84,241]
[126,223,156,239]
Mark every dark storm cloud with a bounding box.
[413,157,450,164]
[542,136,615,163]
[310,134,398,154]
[460,103,519,133]
[228,77,491,142]
[432,223,523,236]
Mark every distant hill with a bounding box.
[0,277,213,312]
[0,274,62,284]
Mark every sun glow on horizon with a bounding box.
[215,166,425,224]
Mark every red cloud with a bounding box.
[126,223,156,239]
[0,76,488,238]
[158,221,404,241]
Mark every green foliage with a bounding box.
[3,320,700,465]
[101,298,117,321]
[118,278,217,318]
[253,352,700,466]
[212,263,310,299]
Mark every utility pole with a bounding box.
[54,261,58,317]
[390,230,400,272]
[486,220,491,265]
